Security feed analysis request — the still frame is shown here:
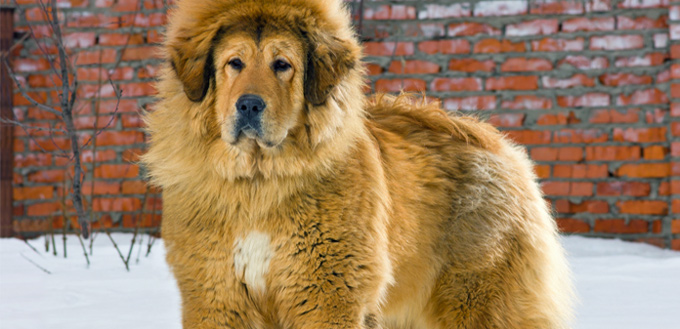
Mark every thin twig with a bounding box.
[20,253,52,274]
[59,174,89,266]
[125,185,150,265]
[0,31,29,57]
[106,232,130,271]
[76,234,90,267]
[0,118,67,134]
[22,239,41,255]
[80,79,122,149]
[50,217,57,256]
[145,189,161,257]
[135,233,144,264]
[145,234,156,257]
[61,176,68,259]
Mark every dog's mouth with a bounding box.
[231,126,280,149]
[239,126,259,140]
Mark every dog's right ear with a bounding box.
[304,31,359,106]
[167,28,219,102]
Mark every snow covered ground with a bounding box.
[1,233,679,329]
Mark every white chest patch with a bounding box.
[233,231,274,293]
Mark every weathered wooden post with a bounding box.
[1,5,15,237]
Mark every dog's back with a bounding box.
[366,95,573,328]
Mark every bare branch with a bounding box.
[80,78,121,149]
[49,0,91,238]
[0,117,67,134]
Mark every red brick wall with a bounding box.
[9,0,680,249]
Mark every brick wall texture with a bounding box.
[7,0,680,249]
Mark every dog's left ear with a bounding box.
[304,32,358,106]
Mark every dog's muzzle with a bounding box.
[234,94,266,138]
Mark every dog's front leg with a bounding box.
[278,248,390,329]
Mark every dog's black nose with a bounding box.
[235,94,266,118]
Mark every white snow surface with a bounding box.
[1,234,679,329]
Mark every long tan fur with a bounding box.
[143,0,573,328]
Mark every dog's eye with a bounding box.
[272,59,291,72]
[228,58,244,70]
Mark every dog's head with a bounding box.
[164,0,362,153]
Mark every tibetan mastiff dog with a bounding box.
[144,0,573,328]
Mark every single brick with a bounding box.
[617,89,668,106]
[448,22,501,36]
[613,127,666,142]
[506,19,558,36]
[553,164,608,178]
[590,35,644,50]
[594,219,648,234]
[474,0,528,16]
[531,38,584,52]
[534,164,551,179]
[94,164,140,179]
[430,78,482,92]
[586,146,641,161]
[443,96,496,111]
[93,197,142,212]
[596,182,651,196]
[542,74,595,89]
[589,109,639,124]
[418,40,470,54]
[26,202,61,217]
[14,186,54,201]
[617,15,668,30]
[81,150,117,163]
[557,93,610,107]
[617,163,671,178]
[530,147,558,161]
[486,76,538,90]
[618,201,668,215]
[556,218,590,233]
[530,1,584,14]
[615,53,667,67]
[82,182,122,195]
[554,129,608,143]
[375,79,426,92]
[388,60,440,74]
[488,113,525,127]
[448,58,495,72]
[505,130,552,144]
[501,95,552,110]
[364,5,416,20]
[536,112,580,125]
[619,0,668,9]
[474,39,525,53]
[562,17,614,32]
[599,73,652,87]
[418,4,470,19]
[363,42,414,56]
[558,56,608,70]
[501,58,553,72]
